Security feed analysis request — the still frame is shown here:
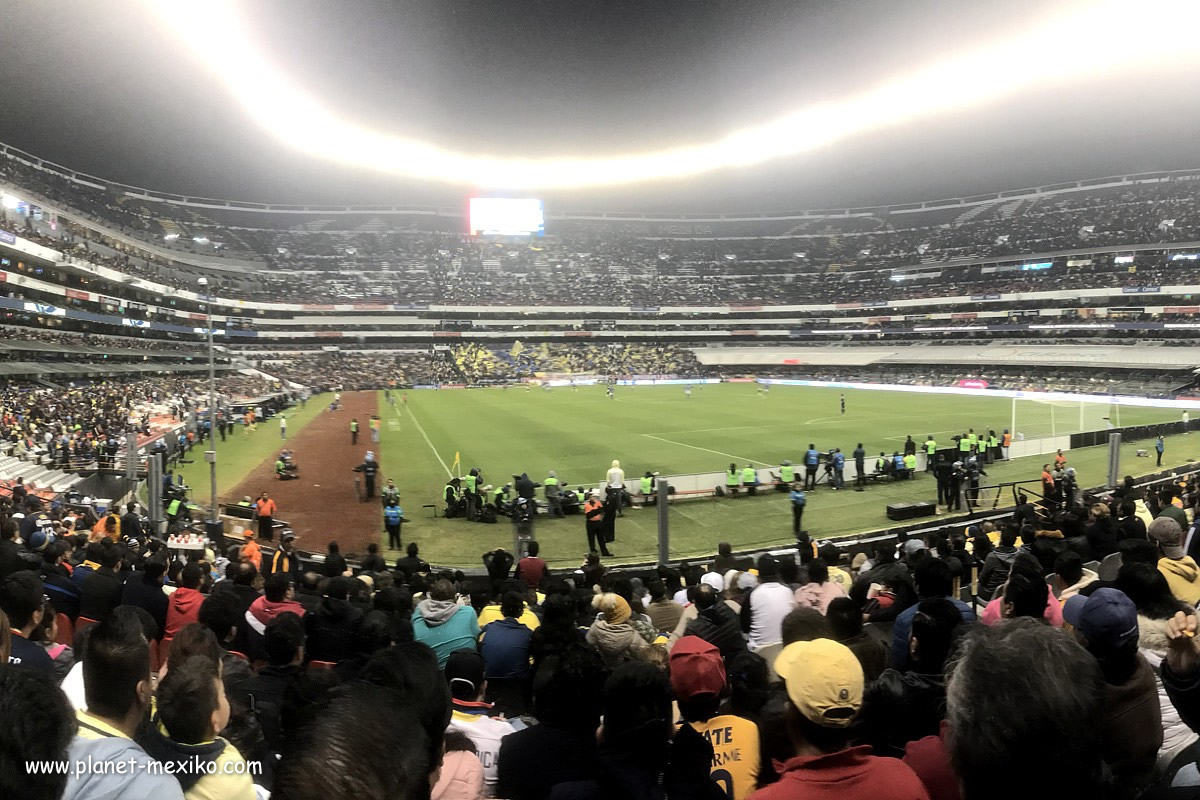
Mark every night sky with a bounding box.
[0,0,1197,211]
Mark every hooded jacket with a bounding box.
[585,618,649,667]
[244,594,307,636]
[683,600,747,660]
[137,718,256,799]
[978,546,1019,600]
[1058,568,1099,602]
[432,750,486,800]
[164,586,205,639]
[62,710,185,800]
[1138,615,1200,762]
[412,599,480,667]
[1158,557,1200,605]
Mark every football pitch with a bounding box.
[376,384,1190,568]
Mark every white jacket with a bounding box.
[1139,615,1200,763]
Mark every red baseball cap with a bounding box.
[669,636,726,701]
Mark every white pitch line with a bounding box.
[404,404,453,477]
[641,433,773,467]
[883,428,968,442]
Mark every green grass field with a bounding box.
[168,393,332,497]
[374,384,1193,567]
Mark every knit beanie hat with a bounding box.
[593,593,632,625]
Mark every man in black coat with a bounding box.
[240,611,306,754]
[0,519,24,580]
[119,555,170,637]
[682,584,746,660]
[78,545,126,622]
[120,503,144,545]
[39,541,81,621]
[211,561,262,618]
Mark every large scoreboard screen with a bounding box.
[469,197,545,236]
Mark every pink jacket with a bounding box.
[794,581,847,615]
[432,750,484,800]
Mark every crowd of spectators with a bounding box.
[1,467,1199,799]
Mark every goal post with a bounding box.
[1010,395,1121,441]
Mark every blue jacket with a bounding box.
[1156,438,1165,453]
[893,455,905,470]
[480,617,533,678]
[805,449,819,466]
[384,506,403,525]
[833,452,845,469]
[413,601,481,668]
[790,490,807,508]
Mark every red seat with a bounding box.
[54,613,74,646]
[75,617,99,633]
[227,650,250,662]
[308,660,336,670]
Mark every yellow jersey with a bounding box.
[476,604,540,631]
[680,715,760,800]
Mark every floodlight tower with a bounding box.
[198,276,218,533]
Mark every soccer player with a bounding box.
[607,385,615,400]
[684,384,692,398]
[840,393,846,415]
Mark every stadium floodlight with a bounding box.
[0,193,19,210]
[143,0,1200,190]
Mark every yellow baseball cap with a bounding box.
[773,639,864,728]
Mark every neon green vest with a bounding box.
[924,440,936,454]
[465,475,477,492]
[544,476,558,488]
[167,499,181,516]
[742,467,756,483]
[350,421,359,432]
[959,438,972,452]
[641,476,653,495]
[781,465,794,482]
[904,454,917,470]
[726,470,739,486]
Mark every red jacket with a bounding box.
[749,746,929,800]
[164,586,205,639]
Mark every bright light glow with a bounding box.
[469,197,545,236]
[0,193,19,210]
[1114,256,1135,264]
[143,0,1200,190]
[163,233,180,241]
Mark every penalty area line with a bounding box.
[640,434,773,467]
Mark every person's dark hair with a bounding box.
[265,612,306,666]
[873,541,896,564]
[166,622,221,668]
[500,591,524,619]
[0,572,44,630]
[1003,573,1049,621]
[1115,562,1189,620]
[301,572,320,592]
[234,561,257,586]
[693,583,718,610]
[757,554,781,580]
[532,645,606,731]
[781,607,831,645]
[111,605,159,645]
[82,616,151,720]
[367,542,379,555]
[718,542,732,556]
[142,555,168,583]
[606,576,634,605]
[264,572,291,603]
[1054,550,1084,586]
[406,542,419,558]
[0,519,16,542]
[807,558,829,585]
[428,579,456,602]
[999,528,1018,547]
[0,667,77,800]
[352,611,395,656]
[328,541,339,555]
[157,655,221,743]
[324,576,351,601]
[1119,537,1159,566]
[726,650,770,721]
[601,662,672,767]
[946,620,1106,799]
[357,642,451,770]
[179,562,203,590]
[198,591,241,642]
[373,586,412,618]
[779,557,800,584]
[647,578,667,603]
[913,557,952,599]
[526,540,539,557]
[909,598,966,673]
[273,684,433,800]
[41,539,68,565]
[825,596,863,641]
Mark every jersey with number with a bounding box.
[680,715,760,800]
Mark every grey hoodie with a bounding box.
[585,618,648,667]
[417,597,461,627]
[61,719,184,800]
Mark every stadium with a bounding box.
[2,2,1200,800]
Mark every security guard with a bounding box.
[967,428,978,454]
[903,451,918,477]
[639,471,654,505]
[804,444,820,490]
[444,477,463,518]
[384,499,403,550]
[350,418,360,445]
[545,470,565,517]
[1001,429,1012,460]
[876,451,888,476]
[742,464,758,496]
[353,452,380,500]
[986,430,1000,463]
[924,436,938,472]
[780,460,795,485]
[381,478,400,507]
[464,468,480,520]
[831,449,845,489]
[726,463,740,496]
[790,482,807,538]
[236,496,253,509]
[958,433,972,454]
[584,492,610,556]
[853,444,866,487]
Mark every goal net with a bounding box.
[1011,396,1120,441]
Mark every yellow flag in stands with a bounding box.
[451,451,461,471]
